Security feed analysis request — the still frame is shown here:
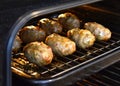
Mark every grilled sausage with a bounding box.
[67,28,95,49]
[19,25,46,43]
[45,33,76,56]
[37,18,62,35]
[58,12,80,30]
[12,35,22,53]
[23,42,53,66]
[84,22,112,41]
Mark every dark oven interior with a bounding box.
[0,0,120,86]
[69,61,120,86]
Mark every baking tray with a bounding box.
[11,5,120,86]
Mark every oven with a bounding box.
[0,0,120,86]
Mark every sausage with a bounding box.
[58,12,80,30]
[12,35,22,53]
[84,22,112,41]
[23,42,53,66]
[45,33,76,56]
[19,25,46,43]
[37,18,62,35]
[67,28,95,49]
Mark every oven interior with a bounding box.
[69,61,120,86]
[11,1,120,86]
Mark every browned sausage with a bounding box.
[84,22,111,41]
[38,18,62,35]
[12,35,22,53]
[58,12,80,30]
[19,25,46,43]
[23,42,53,66]
[67,28,95,49]
[45,33,76,56]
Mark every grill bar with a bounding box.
[70,61,120,86]
[85,76,110,86]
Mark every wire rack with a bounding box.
[11,32,120,79]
